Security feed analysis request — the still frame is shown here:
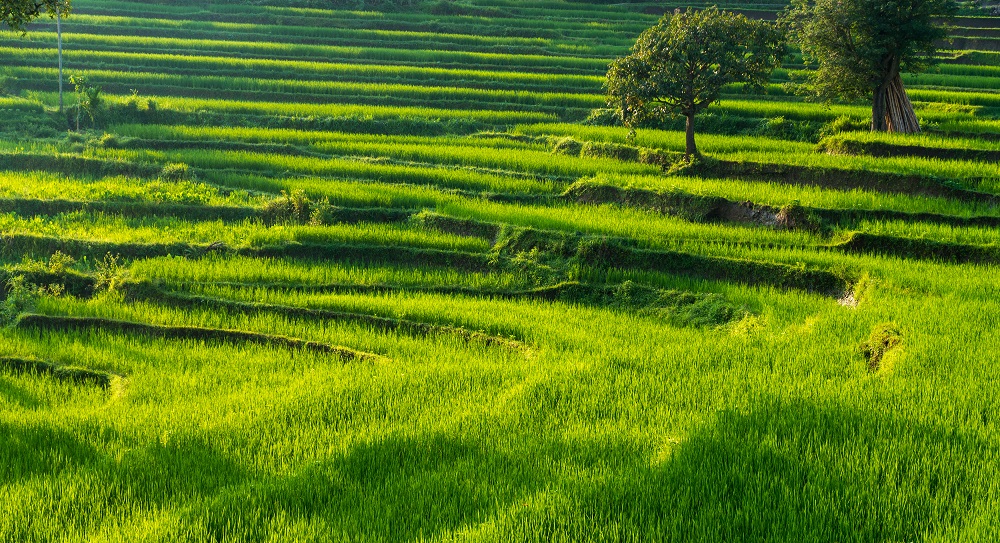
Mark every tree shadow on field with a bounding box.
[195,433,546,542]
[0,421,103,481]
[0,375,43,409]
[137,401,991,542]
[4,400,991,541]
[571,399,990,543]
[0,423,246,492]
[0,422,247,538]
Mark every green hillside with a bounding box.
[2,1,1000,541]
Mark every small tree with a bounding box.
[782,0,957,133]
[2,0,71,110]
[69,74,101,131]
[606,7,784,157]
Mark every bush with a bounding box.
[160,163,191,182]
[262,190,311,225]
[94,253,130,293]
[309,197,338,226]
[68,75,104,131]
[583,108,621,126]
[860,324,902,371]
[1,276,37,326]
[97,133,120,148]
[551,136,584,156]
[581,141,640,162]
[754,116,817,141]
[19,251,77,275]
[818,115,869,139]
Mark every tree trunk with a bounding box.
[685,112,698,158]
[872,61,920,133]
[57,7,63,112]
[872,82,889,132]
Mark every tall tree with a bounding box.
[782,0,957,133]
[606,7,784,157]
[1,0,70,109]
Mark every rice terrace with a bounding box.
[5,0,1000,539]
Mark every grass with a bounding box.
[5,66,606,112]
[587,173,1000,218]
[97,94,560,124]
[5,0,1000,540]
[518,123,1000,190]
[90,147,561,194]
[0,45,606,93]
[108,124,660,179]
[0,170,254,206]
[0,212,493,252]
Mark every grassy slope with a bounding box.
[2,1,1000,541]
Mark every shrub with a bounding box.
[262,190,312,225]
[583,108,621,126]
[68,75,104,131]
[754,116,817,141]
[581,141,640,162]
[1,276,37,326]
[551,136,584,156]
[860,324,902,371]
[97,133,120,148]
[818,115,869,139]
[160,163,191,182]
[94,253,130,293]
[309,197,338,226]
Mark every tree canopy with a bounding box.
[1,0,67,32]
[606,7,784,157]
[782,0,957,133]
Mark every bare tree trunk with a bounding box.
[685,112,698,158]
[872,83,889,132]
[56,7,63,112]
[871,58,920,134]
[884,73,919,133]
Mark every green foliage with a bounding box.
[93,252,129,293]
[782,0,958,102]
[817,115,870,139]
[7,0,1000,539]
[0,0,68,33]
[0,275,35,325]
[859,323,902,371]
[551,136,583,156]
[262,189,311,225]
[775,202,826,233]
[606,7,784,152]
[68,74,104,130]
[18,250,76,275]
[836,231,1000,264]
[753,116,815,142]
[158,162,190,182]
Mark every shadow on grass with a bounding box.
[0,376,42,410]
[1,399,991,541]
[0,421,102,481]
[562,398,987,542]
[195,433,544,541]
[0,423,246,537]
[191,399,987,541]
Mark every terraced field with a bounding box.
[4,0,1000,540]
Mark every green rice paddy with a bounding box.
[3,0,1000,541]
